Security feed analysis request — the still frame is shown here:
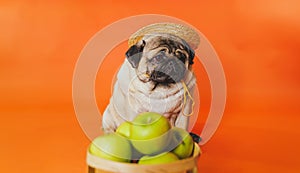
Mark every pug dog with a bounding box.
[102,32,197,133]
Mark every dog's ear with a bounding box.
[187,46,195,65]
[126,40,145,68]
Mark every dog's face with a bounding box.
[126,33,195,85]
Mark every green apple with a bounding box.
[89,133,132,162]
[138,152,179,164]
[130,112,172,155]
[116,121,144,160]
[116,121,131,138]
[171,127,194,159]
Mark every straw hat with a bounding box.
[128,23,200,50]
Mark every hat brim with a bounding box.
[128,23,200,50]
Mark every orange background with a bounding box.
[1,0,300,172]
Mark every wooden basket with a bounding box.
[87,143,201,173]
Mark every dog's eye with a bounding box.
[176,51,187,63]
[179,54,186,63]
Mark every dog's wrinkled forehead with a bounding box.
[142,33,190,51]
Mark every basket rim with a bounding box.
[87,143,201,172]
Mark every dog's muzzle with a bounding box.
[150,54,186,84]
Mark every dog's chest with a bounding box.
[126,81,184,121]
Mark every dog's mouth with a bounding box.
[149,58,186,84]
[150,70,175,84]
